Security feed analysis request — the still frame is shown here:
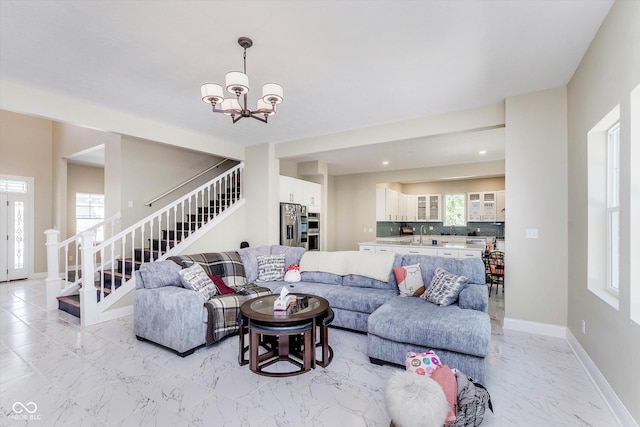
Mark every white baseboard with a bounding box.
[566,331,638,427]
[503,317,637,427]
[503,317,567,338]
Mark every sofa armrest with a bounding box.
[458,283,488,312]
[134,286,206,354]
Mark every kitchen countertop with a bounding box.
[359,240,485,251]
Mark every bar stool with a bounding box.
[316,307,334,367]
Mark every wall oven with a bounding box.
[307,212,320,250]
[307,212,320,233]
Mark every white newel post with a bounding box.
[44,229,61,311]
[80,230,98,326]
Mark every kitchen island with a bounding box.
[359,237,486,259]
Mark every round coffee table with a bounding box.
[240,293,330,377]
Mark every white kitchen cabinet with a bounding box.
[458,250,482,259]
[398,193,408,221]
[359,244,482,258]
[415,194,441,221]
[406,195,418,221]
[467,192,497,222]
[376,188,400,221]
[437,249,458,258]
[496,190,505,222]
[303,181,321,212]
[280,176,304,203]
[280,176,322,211]
[400,247,438,256]
[375,246,394,254]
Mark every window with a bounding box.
[76,193,105,242]
[607,122,620,293]
[0,178,28,194]
[631,83,640,325]
[444,193,466,227]
[587,106,620,309]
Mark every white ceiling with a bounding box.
[0,0,613,175]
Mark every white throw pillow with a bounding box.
[179,263,218,300]
[393,264,425,297]
[256,254,286,282]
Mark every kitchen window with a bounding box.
[444,193,466,227]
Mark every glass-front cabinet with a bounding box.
[411,194,441,222]
[467,192,497,222]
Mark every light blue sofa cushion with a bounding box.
[238,245,305,283]
[300,271,343,285]
[401,255,486,286]
[138,259,183,289]
[368,296,491,358]
[269,245,305,270]
[259,280,396,314]
[238,246,271,283]
[343,274,388,290]
[458,284,489,312]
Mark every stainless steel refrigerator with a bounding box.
[280,203,303,247]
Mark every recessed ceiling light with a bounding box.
[382,161,389,165]
[479,150,487,155]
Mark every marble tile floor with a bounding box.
[0,279,620,427]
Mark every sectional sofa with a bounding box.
[133,245,491,382]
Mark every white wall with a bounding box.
[504,87,568,328]
[244,143,280,247]
[177,205,247,253]
[118,135,226,231]
[567,1,640,422]
[0,110,53,274]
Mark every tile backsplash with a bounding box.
[376,221,505,238]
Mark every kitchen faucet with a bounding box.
[420,225,427,245]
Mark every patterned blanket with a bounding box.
[170,252,272,343]
[169,251,248,287]
[203,285,271,344]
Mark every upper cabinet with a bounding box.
[376,188,400,221]
[378,191,441,222]
[303,181,321,213]
[280,176,321,212]
[280,175,304,204]
[467,191,497,222]
[415,194,441,222]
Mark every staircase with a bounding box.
[45,162,244,326]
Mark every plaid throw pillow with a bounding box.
[179,263,218,300]
[256,254,286,282]
[422,266,468,306]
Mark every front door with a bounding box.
[0,177,31,281]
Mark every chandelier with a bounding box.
[200,37,283,124]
